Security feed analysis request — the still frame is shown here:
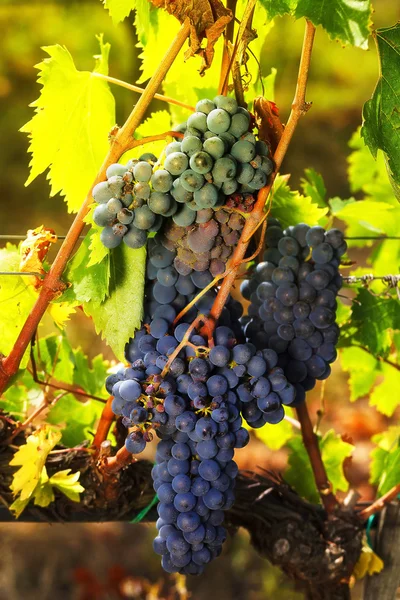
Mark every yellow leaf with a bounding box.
[21,38,115,213]
[10,426,61,501]
[352,537,384,581]
[49,469,85,503]
[48,301,77,328]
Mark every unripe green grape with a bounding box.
[180,169,205,192]
[193,183,219,208]
[213,95,238,115]
[228,112,250,138]
[203,137,225,160]
[134,205,156,230]
[164,152,189,176]
[106,163,128,178]
[92,181,113,204]
[117,208,134,224]
[181,135,202,156]
[165,141,182,156]
[231,140,256,163]
[151,169,173,192]
[107,198,123,214]
[149,192,171,215]
[206,108,231,134]
[134,161,153,182]
[187,112,208,132]
[93,204,114,227]
[100,226,122,249]
[123,226,147,248]
[189,151,213,175]
[195,99,216,115]
[173,205,196,226]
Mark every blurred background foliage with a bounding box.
[0,1,399,598]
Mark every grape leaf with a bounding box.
[61,230,110,304]
[353,538,384,580]
[330,198,400,238]
[36,334,74,385]
[10,427,61,502]
[340,347,378,401]
[346,288,400,356]
[48,469,85,502]
[21,37,115,213]
[103,0,136,23]
[84,244,146,361]
[270,174,328,228]
[47,394,105,447]
[0,245,37,367]
[71,350,110,398]
[0,371,40,420]
[259,0,372,49]
[370,362,400,417]
[362,25,400,195]
[300,168,327,208]
[137,10,181,84]
[370,427,400,495]
[348,129,396,205]
[286,431,353,503]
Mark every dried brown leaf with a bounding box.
[254,96,284,155]
[149,0,233,74]
[20,225,57,288]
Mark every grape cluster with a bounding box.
[241,219,346,399]
[92,153,174,250]
[92,96,274,250]
[167,95,273,217]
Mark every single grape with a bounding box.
[206,109,231,134]
[100,226,122,248]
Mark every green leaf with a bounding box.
[300,168,327,208]
[330,198,400,238]
[0,245,37,368]
[370,362,400,417]
[103,0,136,23]
[348,128,396,204]
[259,0,372,49]
[0,371,42,420]
[47,394,105,447]
[362,25,400,194]
[49,469,85,502]
[61,229,110,304]
[340,347,378,401]
[294,0,371,49]
[370,427,400,495]
[21,37,115,213]
[72,350,110,398]
[347,288,400,356]
[36,334,74,385]
[286,430,353,503]
[85,244,146,361]
[270,174,328,228]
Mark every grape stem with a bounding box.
[92,72,195,111]
[295,402,338,512]
[218,0,237,95]
[0,19,191,395]
[103,445,136,474]
[92,396,115,453]
[359,484,400,520]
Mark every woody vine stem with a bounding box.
[0,16,336,512]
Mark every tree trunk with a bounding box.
[363,502,400,600]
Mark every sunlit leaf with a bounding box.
[103,0,136,23]
[270,174,328,228]
[353,537,384,580]
[21,37,115,213]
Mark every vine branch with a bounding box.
[295,402,338,512]
[0,19,191,395]
[359,484,400,520]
